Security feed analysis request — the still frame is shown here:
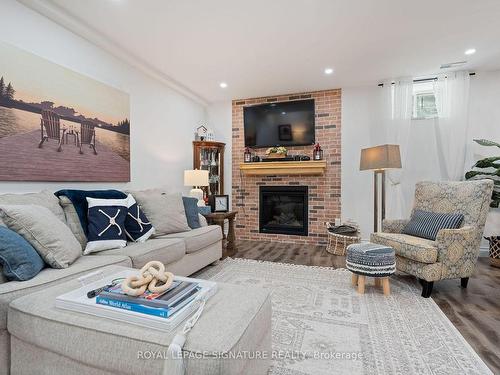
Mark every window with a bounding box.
[412,81,437,119]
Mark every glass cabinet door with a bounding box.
[193,141,225,197]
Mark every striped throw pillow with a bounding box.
[402,209,464,241]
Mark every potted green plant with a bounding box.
[465,139,500,267]
[465,139,500,207]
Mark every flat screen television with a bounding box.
[243,99,315,148]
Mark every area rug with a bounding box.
[197,258,492,375]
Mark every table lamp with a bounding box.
[184,169,209,206]
[360,144,401,232]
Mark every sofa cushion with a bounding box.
[93,238,185,268]
[0,190,65,225]
[0,226,44,281]
[0,205,82,269]
[58,195,87,247]
[371,232,438,264]
[0,255,131,330]
[161,225,222,254]
[8,265,271,375]
[182,196,201,229]
[128,189,190,236]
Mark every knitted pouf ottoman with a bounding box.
[346,242,396,295]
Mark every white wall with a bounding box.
[341,86,379,238]
[0,0,206,194]
[207,100,232,204]
[468,71,500,240]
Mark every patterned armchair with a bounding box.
[371,180,493,298]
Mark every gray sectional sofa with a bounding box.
[0,190,222,374]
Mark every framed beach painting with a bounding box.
[0,41,130,182]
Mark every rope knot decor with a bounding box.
[97,208,122,237]
[121,261,174,296]
[127,206,151,232]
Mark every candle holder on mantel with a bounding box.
[313,143,323,160]
[244,147,252,163]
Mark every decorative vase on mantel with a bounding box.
[265,146,287,159]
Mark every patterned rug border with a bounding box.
[198,257,492,375]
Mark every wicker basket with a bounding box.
[486,236,500,268]
[326,231,361,256]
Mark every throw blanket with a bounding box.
[54,189,127,235]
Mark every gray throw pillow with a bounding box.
[129,190,190,236]
[0,205,81,269]
[57,195,87,248]
[0,190,66,222]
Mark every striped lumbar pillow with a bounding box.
[402,209,464,241]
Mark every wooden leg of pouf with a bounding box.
[382,277,390,296]
[374,278,381,287]
[351,273,358,286]
[357,276,365,294]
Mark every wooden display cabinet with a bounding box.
[192,141,225,197]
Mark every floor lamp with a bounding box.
[360,145,402,232]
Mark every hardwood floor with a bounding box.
[233,240,500,374]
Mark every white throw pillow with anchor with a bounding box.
[84,197,128,254]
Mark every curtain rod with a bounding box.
[377,72,475,87]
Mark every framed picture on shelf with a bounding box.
[209,195,229,213]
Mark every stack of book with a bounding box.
[96,280,200,319]
[55,269,217,332]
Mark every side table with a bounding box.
[203,211,238,259]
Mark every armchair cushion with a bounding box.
[370,232,438,264]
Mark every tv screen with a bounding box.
[243,99,315,148]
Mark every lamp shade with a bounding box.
[360,144,402,171]
[184,169,209,186]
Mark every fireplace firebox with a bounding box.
[259,186,308,236]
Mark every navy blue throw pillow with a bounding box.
[402,209,464,240]
[0,226,45,281]
[182,196,201,229]
[54,189,127,236]
[84,197,128,254]
[125,194,155,242]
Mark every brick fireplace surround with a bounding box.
[232,89,341,245]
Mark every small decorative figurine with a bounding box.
[195,125,207,141]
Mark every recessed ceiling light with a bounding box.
[465,48,476,55]
[219,82,228,88]
[281,111,286,115]
[324,68,334,75]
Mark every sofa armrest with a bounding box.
[435,226,478,278]
[382,219,409,234]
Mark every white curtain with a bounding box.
[379,77,413,219]
[434,71,471,180]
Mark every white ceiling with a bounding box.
[21,0,500,103]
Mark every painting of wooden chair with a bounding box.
[38,110,65,152]
[78,120,97,155]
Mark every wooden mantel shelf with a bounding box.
[239,160,327,176]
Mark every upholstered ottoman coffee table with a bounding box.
[346,243,396,295]
[7,266,271,375]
